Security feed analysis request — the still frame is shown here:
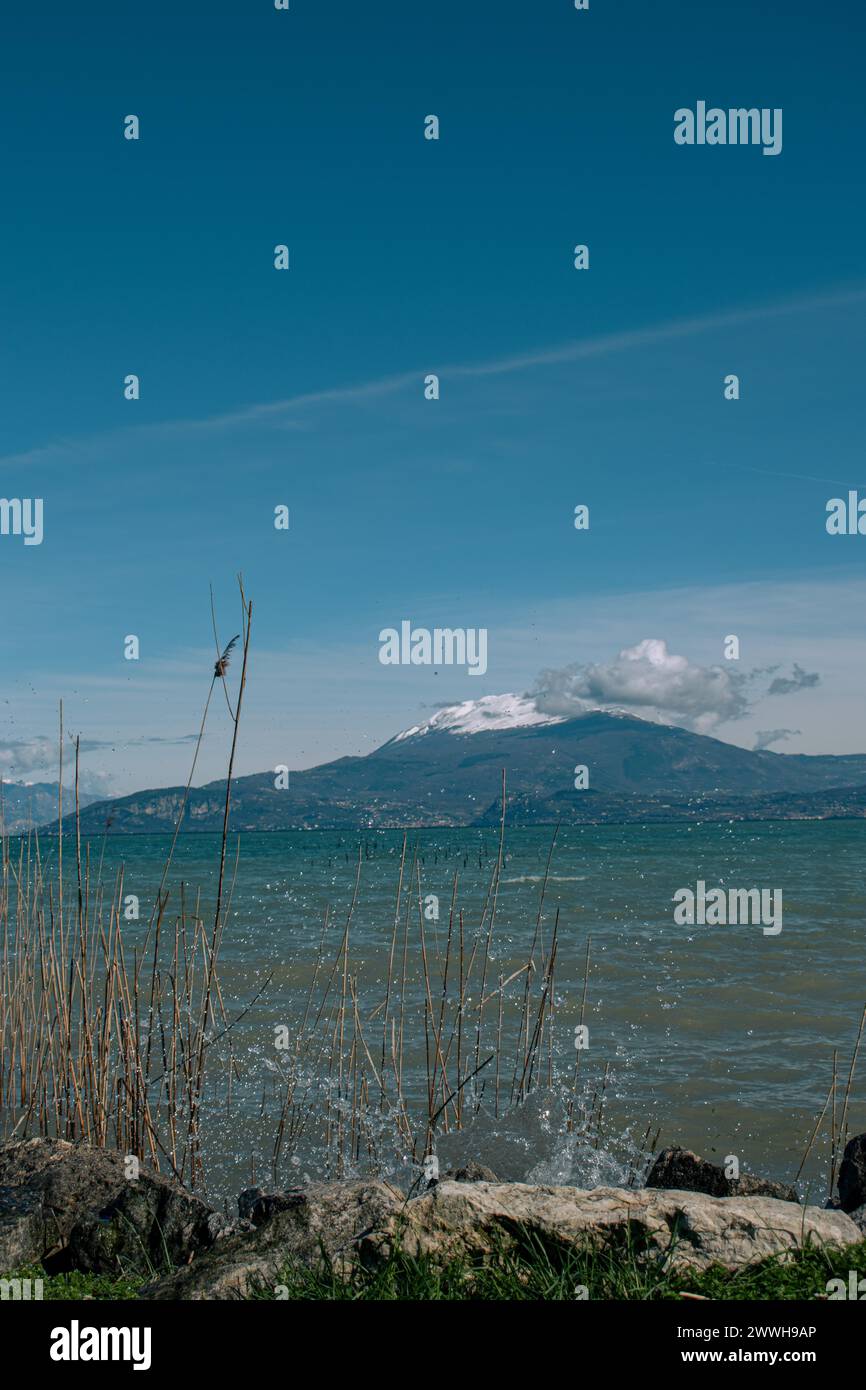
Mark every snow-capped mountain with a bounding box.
[393,693,566,741]
[65,701,866,834]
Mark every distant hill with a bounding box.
[2,781,101,835]
[59,696,866,834]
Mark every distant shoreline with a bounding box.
[17,810,866,839]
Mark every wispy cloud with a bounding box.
[768,664,821,696]
[159,282,866,435]
[753,728,801,751]
[4,282,866,469]
[0,736,58,777]
[0,731,199,780]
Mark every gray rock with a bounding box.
[67,1174,224,1277]
[646,1146,798,1203]
[144,1176,861,1297]
[237,1186,306,1227]
[646,1147,728,1196]
[0,1136,220,1276]
[0,1138,133,1263]
[441,1162,500,1185]
[0,1186,45,1272]
[729,1173,800,1202]
[838,1134,866,1213]
[237,1187,265,1223]
[847,1203,866,1235]
[362,1181,859,1275]
[142,1179,404,1300]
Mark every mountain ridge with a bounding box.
[47,703,866,835]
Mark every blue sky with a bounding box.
[2,0,865,794]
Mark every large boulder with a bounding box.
[645,1147,798,1203]
[0,1137,220,1276]
[143,1177,860,1298]
[361,1181,858,1275]
[0,1138,134,1267]
[142,1180,403,1300]
[66,1175,225,1277]
[838,1134,866,1213]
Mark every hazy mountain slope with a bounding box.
[2,782,101,834]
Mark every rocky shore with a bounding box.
[1,1137,865,1300]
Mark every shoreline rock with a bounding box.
[645,1146,799,1203]
[1,1136,863,1299]
[143,1179,403,1300]
[839,1135,866,1212]
[0,1137,223,1276]
[361,1180,857,1279]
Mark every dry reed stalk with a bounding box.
[380,833,407,1101]
[829,1048,838,1200]
[470,771,507,1091]
[508,824,558,1106]
[795,1062,837,1186]
[591,1060,611,1150]
[567,935,592,1133]
[0,583,262,1193]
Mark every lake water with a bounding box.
[25,821,866,1206]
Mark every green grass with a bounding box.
[254,1229,866,1302]
[5,1233,865,1302]
[1,1263,144,1300]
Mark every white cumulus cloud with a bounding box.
[532,639,752,733]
